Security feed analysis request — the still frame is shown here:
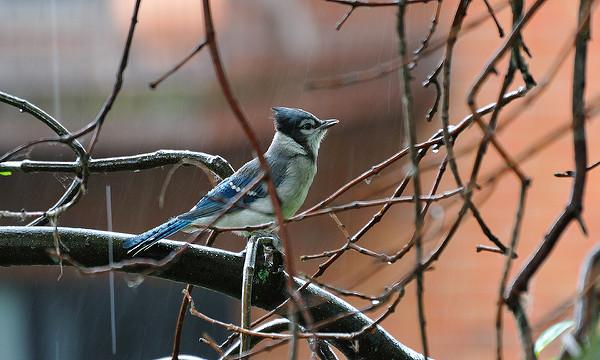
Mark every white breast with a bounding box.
[277,156,316,218]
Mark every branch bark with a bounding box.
[0,226,424,360]
[0,150,234,179]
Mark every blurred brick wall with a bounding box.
[1,1,599,359]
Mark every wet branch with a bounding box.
[505,1,592,358]
[0,150,234,179]
[0,226,425,360]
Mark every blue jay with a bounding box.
[123,107,338,255]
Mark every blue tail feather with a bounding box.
[123,218,191,255]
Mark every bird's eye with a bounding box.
[301,123,313,130]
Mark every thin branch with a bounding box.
[507,300,536,360]
[220,319,291,359]
[334,6,356,30]
[150,40,208,89]
[398,1,428,356]
[384,155,449,264]
[326,0,435,7]
[505,1,592,358]
[306,0,510,89]
[172,232,224,360]
[185,287,404,342]
[200,0,308,335]
[496,179,530,360]
[423,61,443,122]
[300,86,526,216]
[506,0,591,305]
[467,0,546,106]
[0,92,86,161]
[86,0,142,153]
[412,0,442,61]
[1,0,142,224]
[437,0,488,269]
[294,188,462,220]
[0,91,89,226]
[554,159,600,178]
[468,0,531,265]
[482,0,505,37]
[299,275,381,301]
[171,284,194,360]
[200,333,224,357]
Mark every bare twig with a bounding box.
[247,92,526,336]
[199,2,308,337]
[86,0,142,153]
[507,299,535,360]
[423,60,443,122]
[171,284,194,360]
[306,0,510,89]
[495,179,529,360]
[1,0,142,225]
[397,1,428,356]
[334,6,356,30]
[200,333,224,357]
[150,40,208,89]
[184,287,404,341]
[0,91,89,226]
[412,0,442,62]
[326,0,435,7]
[294,188,462,220]
[555,159,600,178]
[300,86,525,216]
[505,1,592,358]
[0,92,86,162]
[506,0,591,303]
[482,0,505,37]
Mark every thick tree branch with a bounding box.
[0,226,424,360]
[0,150,234,179]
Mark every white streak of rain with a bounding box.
[105,185,117,355]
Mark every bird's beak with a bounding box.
[318,119,339,129]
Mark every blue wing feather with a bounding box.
[124,155,288,256]
[179,159,269,221]
[123,218,191,255]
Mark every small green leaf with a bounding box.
[257,268,269,284]
[535,320,574,356]
[0,171,12,176]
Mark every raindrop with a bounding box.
[429,204,445,220]
[387,261,392,265]
[106,186,117,355]
[125,274,145,288]
[371,299,381,306]
[19,109,24,113]
[432,147,440,154]
[364,173,379,185]
[403,163,415,177]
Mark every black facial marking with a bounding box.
[272,107,320,160]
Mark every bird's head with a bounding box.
[271,107,338,159]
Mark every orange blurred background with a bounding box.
[1,1,599,359]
